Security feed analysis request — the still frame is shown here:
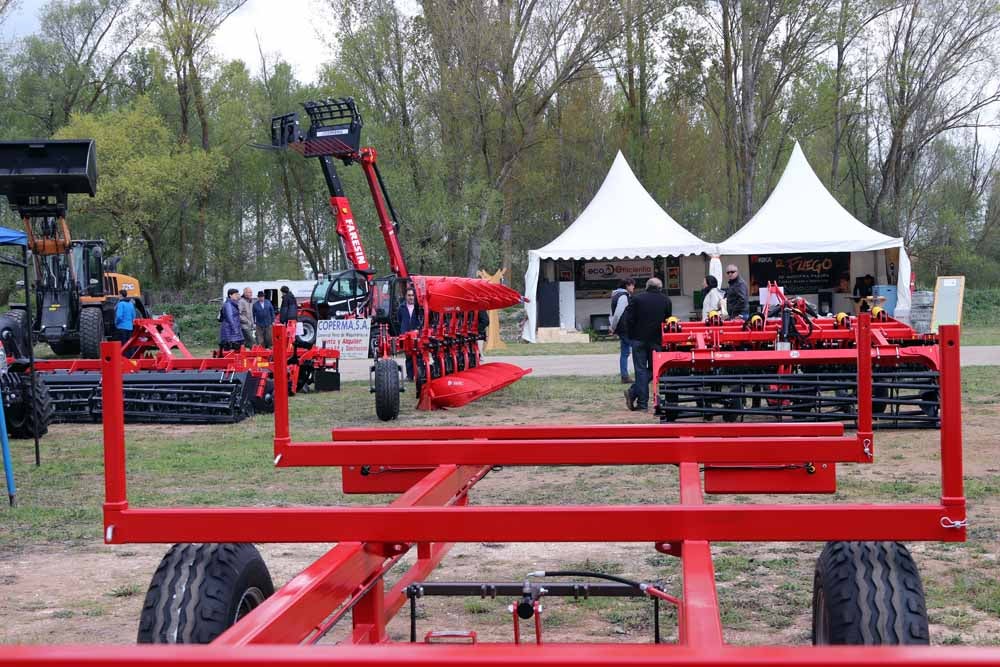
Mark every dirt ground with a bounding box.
[1,384,998,647]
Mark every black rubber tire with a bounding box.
[295,315,317,349]
[374,358,400,421]
[0,310,30,358]
[137,543,273,644]
[6,373,54,439]
[79,307,105,359]
[812,541,929,645]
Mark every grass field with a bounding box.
[1,369,999,646]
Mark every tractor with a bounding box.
[0,140,149,358]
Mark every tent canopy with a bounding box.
[533,151,712,260]
[0,227,26,247]
[718,143,902,255]
[522,151,714,341]
[717,142,911,314]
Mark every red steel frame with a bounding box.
[3,316,992,665]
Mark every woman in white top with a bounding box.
[701,275,726,321]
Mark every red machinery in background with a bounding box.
[270,98,528,420]
[654,285,940,428]
[2,315,994,665]
[23,318,338,424]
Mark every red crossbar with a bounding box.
[102,504,963,544]
[4,643,1000,665]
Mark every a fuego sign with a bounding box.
[582,260,654,281]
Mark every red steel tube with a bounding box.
[100,341,127,512]
[938,324,965,508]
[331,423,845,441]
[4,644,1000,665]
[273,323,291,456]
[856,313,874,454]
[278,437,864,467]
[105,503,961,544]
[678,463,722,647]
[5,644,1000,666]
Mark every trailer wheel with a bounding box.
[812,541,929,645]
[79,307,104,359]
[137,543,273,644]
[6,373,53,439]
[374,358,400,421]
[0,310,31,357]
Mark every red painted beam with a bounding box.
[278,437,865,467]
[677,463,723,647]
[104,504,964,544]
[331,423,845,441]
[3,643,1000,666]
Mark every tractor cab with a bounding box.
[309,269,371,320]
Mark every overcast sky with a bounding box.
[2,0,330,83]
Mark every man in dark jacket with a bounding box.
[725,264,749,320]
[624,277,672,411]
[279,285,298,323]
[219,288,244,351]
[253,291,276,348]
[609,278,635,384]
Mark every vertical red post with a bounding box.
[351,577,386,644]
[273,323,291,460]
[855,313,873,456]
[938,324,964,505]
[101,341,127,513]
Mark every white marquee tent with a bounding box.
[718,142,912,315]
[522,151,715,342]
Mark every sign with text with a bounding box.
[582,260,655,282]
[316,318,371,359]
[749,253,850,295]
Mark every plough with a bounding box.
[654,286,940,427]
[2,315,992,664]
[270,97,529,420]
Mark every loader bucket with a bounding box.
[417,362,531,410]
[0,140,97,199]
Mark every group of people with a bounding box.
[610,264,749,412]
[219,285,298,351]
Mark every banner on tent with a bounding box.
[582,260,654,282]
[749,252,850,294]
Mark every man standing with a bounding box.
[253,291,276,348]
[725,264,749,320]
[279,285,298,323]
[609,278,635,384]
[239,287,254,347]
[397,286,422,380]
[624,277,672,411]
[114,289,135,345]
[219,288,244,351]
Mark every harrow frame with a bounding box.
[2,316,991,665]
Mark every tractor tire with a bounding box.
[6,373,54,439]
[137,543,273,644]
[374,358,400,421]
[79,307,105,359]
[812,541,929,645]
[0,310,31,358]
[295,315,317,349]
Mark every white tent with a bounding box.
[522,151,714,342]
[718,142,912,315]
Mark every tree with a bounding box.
[859,0,1000,237]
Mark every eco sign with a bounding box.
[315,318,372,359]
[582,260,654,281]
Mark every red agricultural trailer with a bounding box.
[2,314,995,665]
